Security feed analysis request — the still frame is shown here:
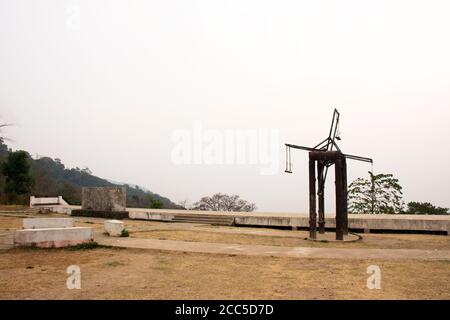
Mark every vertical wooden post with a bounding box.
[309,156,317,239]
[342,157,349,235]
[317,161,325,234]
[335,156,344,241]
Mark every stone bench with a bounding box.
[14,227,94,248]
[23,218,74,229]
[104,220,124,237]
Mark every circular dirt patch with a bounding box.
[307,232,362,243]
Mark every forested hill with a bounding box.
[0,139,181,209]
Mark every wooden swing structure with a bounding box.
[285,109,373,240]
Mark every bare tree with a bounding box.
[193,193,256,212]
[178,199,194,210]
[0,123,12,141]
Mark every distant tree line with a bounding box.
[0,138,181,209]
[348,171,448,215]
[406,202,449,215]
[0,122,446,215]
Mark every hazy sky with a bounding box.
[1,0,449,213]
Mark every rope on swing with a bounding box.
[285,145,293,173]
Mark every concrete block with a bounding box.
[23,218,74,229]
[104,220,124,237]
[82,187,126,212]
[14,227,94,248]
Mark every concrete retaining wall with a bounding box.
[129,210,174,222]
[14,227,94,248]
[235,215,450,234]
[347,216,448,233]
[29,203,449,235]
[126,209,450,235]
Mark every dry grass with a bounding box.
[0,247,449,300]
[131,229,450,250]
[0,216,24,230]
[0,205,29,211]
[2,215,449,250]
[1,214,449,300]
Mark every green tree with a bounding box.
[149,196,164,209]
[406,202,448,215]
[0,138,9,156]
[1,151,34,195]
[348,171,404,214]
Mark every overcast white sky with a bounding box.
[1,0,449,213]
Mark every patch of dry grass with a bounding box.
[0,205,29,211]
[0,216,23,230]
[1,215,448,300]
[0,247,449,300]
[131,229,450,250]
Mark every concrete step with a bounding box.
[172,220,234,226]
[174,214,233,218]
[173,216,233,221]
[173,216,234,222]
[172,214,234,226]
[173,217,233,221]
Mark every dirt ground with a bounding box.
[0,213,449,300]
[0,247,449,300]
[52,216,450,250]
